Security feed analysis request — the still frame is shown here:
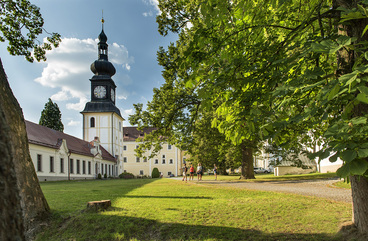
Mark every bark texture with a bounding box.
[0,82,25,240]
[0,58,50,240]
[351,176,368,234]
[240,142,255,179]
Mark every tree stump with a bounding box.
[86,200,111,211]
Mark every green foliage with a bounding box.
[0,0,61,62]
[151,167,160,178]
[103,173,107,179]
[151,0,368,181]
[97,173,102,179]
[39,98,64,132]
[119,172,135,179]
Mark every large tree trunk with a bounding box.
[351,176,368,234]
[0,102,25,240]
[0,58,50,240]
[240,141,255,179]
[333,0,368,234]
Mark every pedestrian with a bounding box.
[182,163,188,182]
[189,164,195,181]
[197,163,203,181]
[213,164,218,180]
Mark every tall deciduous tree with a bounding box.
[39,98,64,132]
[149,0,368,234]
[0,0,60,239]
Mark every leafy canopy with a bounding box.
[0,0,61,62]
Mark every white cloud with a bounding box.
[124,109,133,115]
[67,120,80,126]
[35,37,134,112]
[117,95,127,100]
[142,0,160,16]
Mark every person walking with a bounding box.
[197,163,203,181]
[189,164,195,181]
[213,164,218,180]
[182,163,188,182]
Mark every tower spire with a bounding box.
[101,10,104,30]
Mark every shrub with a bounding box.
[119,172,135,179]
[152,168,160,178]
[104,173,107,179]
[97,173,102,179]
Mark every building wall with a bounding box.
[320,164,342,173]
[29,143,117,181]
[274,166,316,176]
[122,142,182,177]
[82,112,124,174]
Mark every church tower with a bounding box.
[81,18,124,174]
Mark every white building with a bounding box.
[27,24,185,181]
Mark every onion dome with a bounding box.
[90,19,116,77]
[98,29,107,44]
[90,59,116,77]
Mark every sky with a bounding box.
[0,0,178,139]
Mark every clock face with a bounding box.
[94,86,106,98]
[111,88,115,102]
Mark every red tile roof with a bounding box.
[25,120,116,163]
[123,126,156,142]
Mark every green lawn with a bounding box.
[37,176,351,241]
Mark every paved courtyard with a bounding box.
[186,178,352,203]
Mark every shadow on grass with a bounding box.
[40,213,342,241]
[121,195,213,199]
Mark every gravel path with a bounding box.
[189,178,353,203]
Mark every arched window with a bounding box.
[90,117,95,127]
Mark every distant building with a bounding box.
[122,127,187,177]
[26,120,117,181]
[27,22,186,181]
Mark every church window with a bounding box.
[169,159,173,164]
[162,159,166,164]
[168,144,172,150]
[70,159,74,173]
[49,156,54,173]
[88,161,91,175]
[90,117,95,127]
[119,122,121,131]
[136,157,140,163]
[37,154,42,172]
[123,157,127,163]
[143,157,147,162]
[105,164,107,175]
[183,158,186,164]
[168,172,172,176]
[60,158,64,173]
[82,161,86,174]
[101,163,103,174]
[162,155,166,159]
[77,160,80,174]
[140,170,144,175]
[155,159,158,164]
[123,145,127,151]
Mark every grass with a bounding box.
[36,175,351,241]
[332,181,351,189]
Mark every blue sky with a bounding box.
[0,0,178,139]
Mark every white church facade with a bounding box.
[26,24,185,181]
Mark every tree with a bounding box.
[39,98,64,132]
[151,0,368,234]
[0,0,60,239]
